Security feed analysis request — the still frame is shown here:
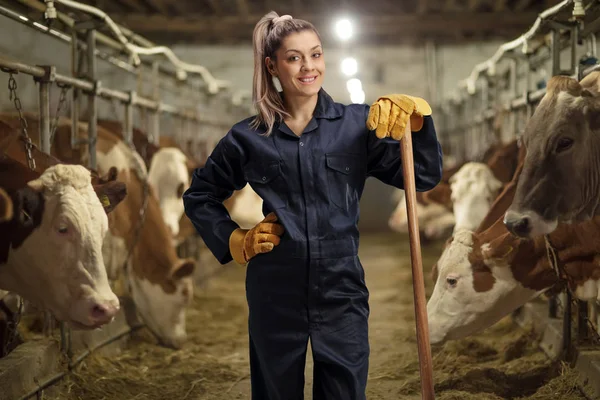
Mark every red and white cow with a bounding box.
[449,162,503,233]
[2,114,196,349]
[0,138,126,329]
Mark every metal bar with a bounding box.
[551,29,562,76]
[55,72,93,91]
[151,61,160,145]
[98,87,129,102]
[87,29,97,171]
[71,31,80,150]
[38,81,51,153]
[0,56,45,77]
[0,55,232,125]
[563,290,572,356]
[578,300,589,340]
[124,95,134,146]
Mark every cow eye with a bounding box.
[57,225,69,235]
[446,277,458,287]
[556,137,573,153]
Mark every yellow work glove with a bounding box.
[366,94,432,140]
[228,212,285,265]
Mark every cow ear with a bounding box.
[105,166,118,182]
[27,178,44,192]
[94,181,127,214]
[169,259,195,281]
[481,232,517,262]
[580,71,600,94]
[486,176,503,194]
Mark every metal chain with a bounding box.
[544,236,600,344]
[552,291,600,344]
[7,73,36,170]
[49,84,70,146]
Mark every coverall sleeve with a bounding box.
[183,133,247,265]
[365,105,443,191]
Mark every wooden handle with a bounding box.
[400,119,435,400]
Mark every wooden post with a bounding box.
[400,119,435,399]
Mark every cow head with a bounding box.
[147,148,190,238]
[0,164,122,330]
[505,73,600,238]
[127,257,195,349]
[427,229,541,345]
[450,162,503,233]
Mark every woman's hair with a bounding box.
[251,11,321,136]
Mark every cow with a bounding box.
[505,72,600,238]
[449,162,503,233]
[0,143,125,329]
[427,146,600,345]
[1,114,197,349]
[389,139,522,240]
[388,190,455,240]
[97,120,195,239]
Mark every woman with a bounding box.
[183,11,443,400]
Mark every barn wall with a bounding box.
[1,13,573,233]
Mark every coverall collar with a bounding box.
[277,88,342,138]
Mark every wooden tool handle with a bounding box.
[400,119,435,400]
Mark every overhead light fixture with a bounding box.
[335,18,353,41]
[341,57,358,77]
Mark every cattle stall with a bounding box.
[435,0,600,398]
[0,1,251,398]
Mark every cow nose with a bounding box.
[504,211,531,237]
[90,299,119,324]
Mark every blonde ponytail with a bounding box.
[250,12,321,136]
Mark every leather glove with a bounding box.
[367,94,432,140]
[228,212,285,265]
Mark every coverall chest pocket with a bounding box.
[244,161,287,210]
[325,153,360,211]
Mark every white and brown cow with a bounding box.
[427,155,600,344]
[449,162,503,233]
[0,146,125,329]
[98,120,194,240]
[1,114,197,349]
[505,72,600,238]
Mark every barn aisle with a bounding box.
[48,233,586,400]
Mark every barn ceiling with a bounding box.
[14,0,571,46]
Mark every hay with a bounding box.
[42,233,589,399]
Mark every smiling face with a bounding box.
[266,30,325,99]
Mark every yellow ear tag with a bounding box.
[100,194,111,208]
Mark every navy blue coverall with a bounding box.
[183,89,443,400]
